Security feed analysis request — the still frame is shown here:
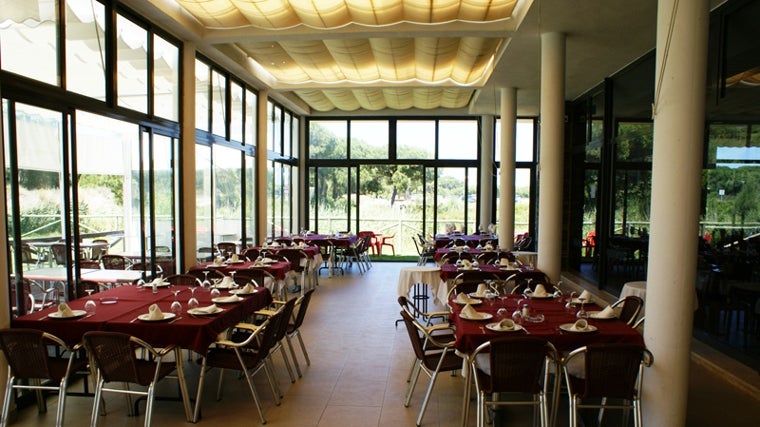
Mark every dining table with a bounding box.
[449,291,644,426]
[12,282,273,355]
[189,259,292,298]
[434,233,498,249]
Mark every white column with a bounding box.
[0,79,9,405]
[643,1,709,425]
[180,43,197,270]
[499,87,517,250]
[480,115,494,231]
[257,91,269,243]
[536,32,565,281]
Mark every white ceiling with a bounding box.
[123,0,725,117]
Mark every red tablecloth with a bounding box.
[190,260,291,281]
[449,293,644,354]
[439,264,524,281]
[12,285,272,354]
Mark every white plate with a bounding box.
[229,288,259,295]
[99,297,119,304]
[48,310,87,319]
[559,323,598,333]
[569,298,592,305]
[138,312,176,322]
[587,311,616,320]
[526,293,555,299]
[212,283,238,290]
[459,311,493,321]
[188,306,224,316]
[467,292,489,299]
[225,260,245,264]
[454,298,481,305]
[212,296,243,304]
[486,322,524,332]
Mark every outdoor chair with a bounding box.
[0,328,87,427]
[100,254,132,270]
[468,336,559,427]
[82,331,191,427]
[563,343,653,427]
[378,232,396,255]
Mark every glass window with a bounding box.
[195,60,210,132]
[616,122,653,162]
[351,120,389,159]
[309,121,347,159]
[495,118,535,162]
[195,145,212,251]
[439,120,477,160]
[283,112,292,157]
[437,167,467,233]
[0,0,58,85]
[271,104,282,153]
[230,80,244,142]
[151,133,176,273]
[211,70,227,137]
[153,34,179,121]
[66,0,106,100]
[244,155,256,245]
[116,15,148,113]
[397,120,435,159]
[244,89,257,145]
[213,145,242,243]
[293,116,300,156]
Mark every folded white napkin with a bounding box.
[213,257,224,266]
[239,283,256,293]
[533,284,548,297]
[461,259,472,269]
[151,276,168,287]
[230,253,239,262]
[476,283,487,295]
[214,295,242,303]
[497,318,516,330]
[596,305,616,318]
[219,276,235,287]
[461,303,479,318]
[500,258,509,266]
[578,290,592,302]
[194,304,219,314]
[573,318,588,331]
[147,303,164,320]
[484,244,493,251]
[58,303,75,317]
[455,292,477,304]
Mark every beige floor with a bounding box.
[6,262,760,426]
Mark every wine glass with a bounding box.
[188,286,199,310]
[576,300,588,320]
[201,271,212,288]
[170,290,182,315]
[84,289,96,315]
[565,291,577,313]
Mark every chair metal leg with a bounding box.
[285,335,303,377]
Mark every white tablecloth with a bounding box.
[622,280,699,311]
[397,266,445,305]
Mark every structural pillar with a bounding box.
[480,115,494,231]
[536,32,565,281]
[257,91,269,242]
[180,43,197,271]
[643,1,709,425]
[498,87,517,250]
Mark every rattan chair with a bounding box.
[82,331,191,427]
[611,295,645,325]
[563,343,653,427]
[399,309,463,426]
[0,328,87,427]
[193,310,285,423]
[468,336,559,427]
[100,254,132,270]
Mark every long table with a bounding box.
[12,284,273,354]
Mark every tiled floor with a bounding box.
[6,262,760,426]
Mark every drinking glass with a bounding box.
[84,289,96,315]
[565,291,576,313]
[201,271,212,288]
[170,290,182,315]
[188,286,199,310]
[576,300,588,319]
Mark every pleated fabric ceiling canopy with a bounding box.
[172,0,529,112]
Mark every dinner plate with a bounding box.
[229,288,259,295]
[138,312,176,322]
[99,297,119,304]
[188,306,224,316]
[212,295,244,304]
[559,323,598,333]
[48,310,87,319]
[225,260,245,265]
[453,298,481,305]
[212,283,238,290]
[569,297,592,305]
[486,322,524,332]
[467,292,489,299]
[526,293,555,299]
[587,311,616,320]
[459,311,493,321]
